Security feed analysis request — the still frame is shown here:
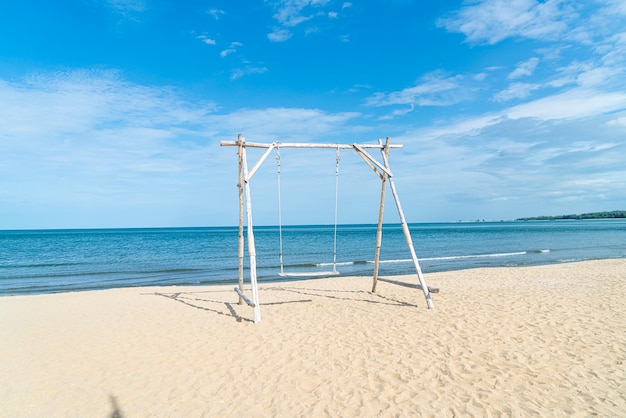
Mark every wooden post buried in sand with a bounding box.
[221,135,435,323]
[371,137,390,293]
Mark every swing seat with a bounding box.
[278,270,340,278]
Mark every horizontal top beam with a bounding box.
[219,140,403,149]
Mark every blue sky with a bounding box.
[1,0,626,229]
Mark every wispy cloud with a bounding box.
[365,71,472,115]
[492,82,541,102]
[420,86,626,142]
[206,107,361,142]
[506,87,626,120]
[220,41,243,57]
[606,116,626,127]
[437,0,575,45]
[345,83,372,94]
[231,66,269,80]
[0,70,367,227]
[399,104,626,219]
[0,70,222,226]
[508,57,540,79]
[107,0,146,13]
[267,0,343,42]
[196,34,216,45]
[207,9,225,19]
[0,71,367,144]
[353,1,626,216]
[268,28,292,42]
[105,0,147,21]
[270,0,330,27]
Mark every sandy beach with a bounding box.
[1,259,625,416]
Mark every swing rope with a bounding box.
[276,145,341,277]
[276,145,285,275]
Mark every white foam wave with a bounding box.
[423,251,527,261]
[318,251,538,267]
[366,259,412,264]
[363,252,529,264]
[316,261,354,267]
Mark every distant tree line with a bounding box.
[516,210,626,221]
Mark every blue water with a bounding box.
[1,221,625,296]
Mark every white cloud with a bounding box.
[402,102,626,220]
[231,66,269,80]
[0,70,223,227]
[493,82,541,102]
[507,88,626,120]
[220,42,243,57]
[0,71,369,228]
[268,0,333,40]
[196,35,216,45]
[606,116,626,127]
[473,72,488,81]
[271,0,329,27]
[207,9,225,19]
[346,84,372,93]
[304,27,321,36]
[268,28,292,42]
[365,72,471,113]
[414,83,626,145]
[107,0,146,14]
[0,71,215,137]
[438,0,574,44]
[601,0,626,16]
[508,57,540,79]
[206,107,361,141]
[576,66,617,87]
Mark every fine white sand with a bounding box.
[1,259,625,416]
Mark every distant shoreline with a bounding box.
[515,210,626,221]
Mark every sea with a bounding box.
[1,220,625,296]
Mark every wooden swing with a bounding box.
[220,135,435,323]
[275,144,341,278]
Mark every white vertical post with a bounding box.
[241,144,262,323]
[237,135,245,305]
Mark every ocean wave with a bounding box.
[367,259,412,264]
[316,261,354,267]
[342,251,534,266]
[423,251,528,261]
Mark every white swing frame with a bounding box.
[221,134,434,323]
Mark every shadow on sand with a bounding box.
[147,290,313,323]
[109,395,124,418]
